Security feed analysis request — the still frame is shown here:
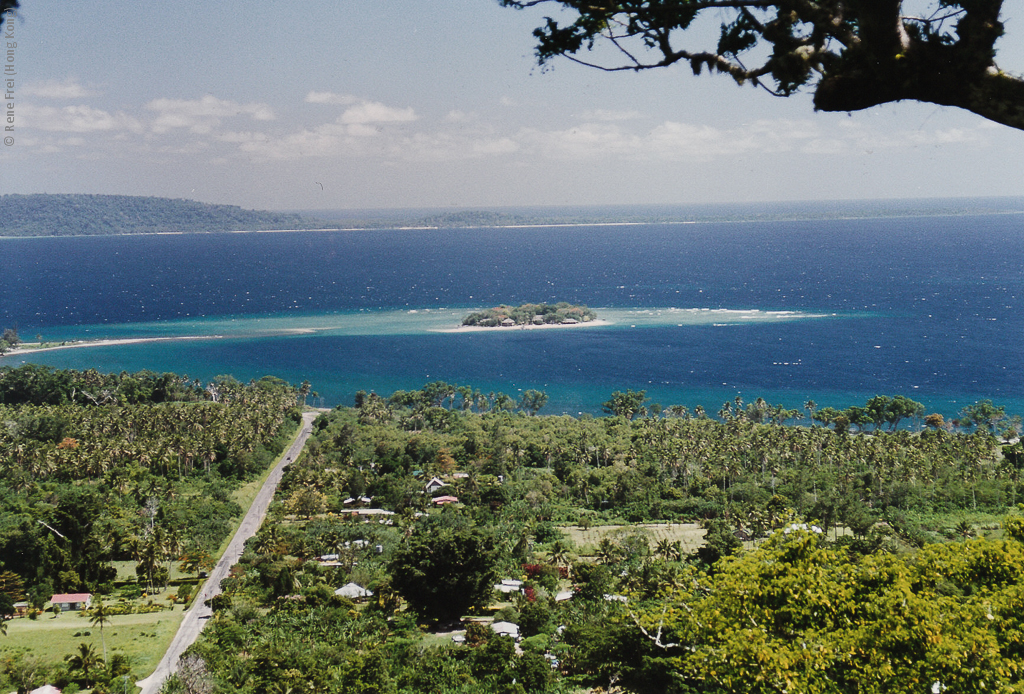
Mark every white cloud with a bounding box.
[339,101,417,124]
[472,137,519,155]
[305,91,359,105]
[15,86,995,174]
[518,118,827,161]
[21,78,96,99]
[581,108,643,122]
[520,123,636,159]
[146,95,275,134]
[19,104,143,133]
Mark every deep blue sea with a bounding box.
[2,202,1022,418]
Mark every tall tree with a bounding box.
[519,389,549,416]
[602,390,649,420]
[65,642,103,686]
[501,0,1024,130]
[89,600,111,662]
[388,525,500,623]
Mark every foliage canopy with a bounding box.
[501,0,1024,130]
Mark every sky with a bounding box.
[2,0,1023,211]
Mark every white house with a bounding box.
[424,477,447,493]
[334,582,373,600]
[490,621,520,639]
[494,579,523,594]
[49,593,91,612]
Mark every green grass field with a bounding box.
[561,522,706,556]
[2,607,182,680]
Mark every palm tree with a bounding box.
[596,538,621,565]
[89,600,111,662]
[66,642,103,685]
[655,538,682,561]
[549,540,573,570]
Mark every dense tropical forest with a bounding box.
[0,194,329,236]
[159,383,1024,693]
[2,367,1024,693]
[0,365,303,693]
[461,303,598,327]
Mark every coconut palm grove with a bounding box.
[1,362,1023,692]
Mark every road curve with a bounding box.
[136,410,320,694]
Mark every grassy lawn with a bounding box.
[560,522,706,556]
[2,607,183,678]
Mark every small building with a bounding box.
[490,621,520,639]
[424,477,447,493]
[49,593,91,612]
[334,582,373,600]
[432,495,459,505]
[30,686,63,694]
[343,508,396,520]
[494,579,523,594]
[501,317,517,327]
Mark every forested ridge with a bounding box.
[3,369,1024,693]
[6,195,1024,238]
[0,194,331,237]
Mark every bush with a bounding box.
[176,584,194,605]
[534,522,564,544]
[520,633,550,654]
[492,606,520,624]
[517,650,553,692]
[518,599,553,637]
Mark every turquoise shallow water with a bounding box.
[2,206,1022,416]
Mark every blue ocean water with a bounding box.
[1,205,1021,417]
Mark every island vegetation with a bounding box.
[7,195,1022,239]
[0,194,331,237]
[3,367,1024,692]
[462,302,597,328]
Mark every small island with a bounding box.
[461,302,598,327]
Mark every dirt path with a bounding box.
[135,410,319,694]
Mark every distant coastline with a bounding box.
[2,193,1023,238]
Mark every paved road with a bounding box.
[136,411,320,694]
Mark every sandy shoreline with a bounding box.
[433,319,611,333]
[0,320,613,358]
[1,335,227,357]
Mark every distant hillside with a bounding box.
[0,194,331,236]
[411,210,530,228]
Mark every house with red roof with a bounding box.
[49,592,91,612]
